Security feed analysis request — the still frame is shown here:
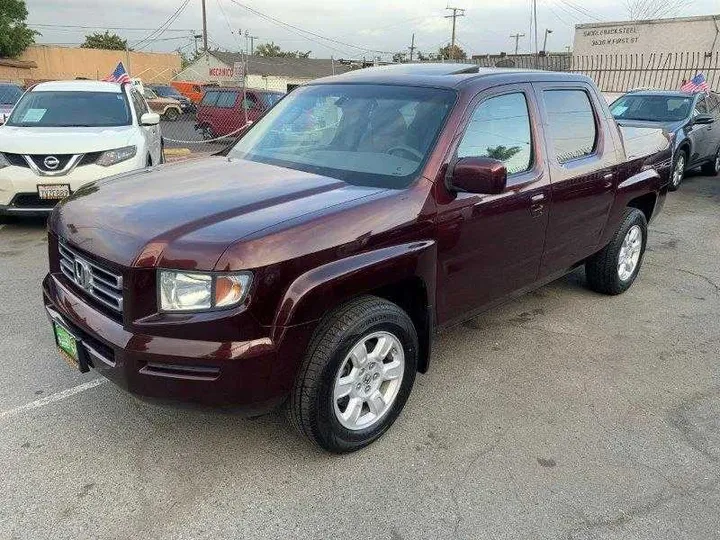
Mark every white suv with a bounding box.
[0,80,163,216]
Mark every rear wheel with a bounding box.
[700,147,720,176]
[289,296,418,453]
[585,208,648,295]
[669,150,686,191]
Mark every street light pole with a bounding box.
[543,29,553,54]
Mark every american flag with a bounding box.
[680,73,709,93]
[102,62,131,84]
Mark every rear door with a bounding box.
[533,81,618,276]
[690,94,716,164]
[707,93,720,161]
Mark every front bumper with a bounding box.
[42,273,314,408]
[0,158,145,210]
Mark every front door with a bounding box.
[533,82,618,276]
[436,84,551,325]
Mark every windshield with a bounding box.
[611,94,693,122]
[6,90,131,127]
[153,85,182,98]
[0,84,23,105]
[228,84,456,188]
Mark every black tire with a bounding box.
[289,295,419,453]
[669,149,686,191]
[163,108,180,122]
[586,208,648,295]
[700,146,720,176]
[200,124,215,141]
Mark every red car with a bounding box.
[44,65,671,452]
[195,87,283,141]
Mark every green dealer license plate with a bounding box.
[54,322,79,370]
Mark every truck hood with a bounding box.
[0,125,137,154]
[50,157,387,269]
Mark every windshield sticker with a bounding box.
[612,105,628,115]
[22,108,47,123]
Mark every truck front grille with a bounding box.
[58,240,124,313]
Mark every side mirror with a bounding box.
[140,112,160,126]
[693,113,715,125]
[449,157,507,195]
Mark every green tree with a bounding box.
[485,145,521,161]
[0,0,38,58]
[81,31,129,51]
[255,41,310,58]
[438,44,467,60]
[178,48,202,69]
[392,52,407,63]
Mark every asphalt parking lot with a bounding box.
[1,173,719,540]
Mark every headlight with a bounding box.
[96,145,137,167]
[159,271,252,312]
[0,152,8,170]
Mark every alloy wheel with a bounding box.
[618,225,643,281]
[333,331,405,431]
[672,154,685,187]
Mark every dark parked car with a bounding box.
[44,65,672,452]
[0,82,24,124]
[148,84,194,113]
[611,90,720,189]
[195,87,283,141]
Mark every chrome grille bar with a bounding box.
[58,240,124,313]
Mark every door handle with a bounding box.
[530,193,545,217]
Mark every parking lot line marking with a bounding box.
[0,378,107,421]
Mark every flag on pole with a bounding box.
[680,73,709,93]
[102,62,131,84]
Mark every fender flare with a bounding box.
[272,240,437,331]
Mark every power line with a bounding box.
[227,0,392,55]
[216,0,243,49]
[555,0,603,22]
[28,23,193,31]
[133,0,191,50]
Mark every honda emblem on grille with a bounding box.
[44,156,60,170]
[73,258,93,291]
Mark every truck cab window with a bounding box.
[543,90,597,163]
[457,92,532,174]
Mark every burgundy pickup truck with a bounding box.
[44,65,671,452]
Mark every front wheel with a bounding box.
[289,296,418,453]
[669,150,686,191]
[163,108,180,122]
[585,208,648,295]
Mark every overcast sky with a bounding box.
[25,0,719,60]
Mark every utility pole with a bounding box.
[542,28,553,54]
[201,0,208,52]
[565,45,571,53]
[532,0,538,66]
[408,33,416,62]
[510,32,525,55]
[242,30,258,56]
[445,7,465,60]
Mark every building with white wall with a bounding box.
[175,51,354,92]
